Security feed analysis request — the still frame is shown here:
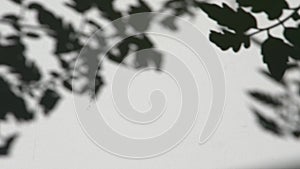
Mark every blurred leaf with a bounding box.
[28,3,82,54]
[0,134,18,156]
[59,59,70,70]
[2,14,19,22]
[63,80,72,91]
[8,0,22,4]
[160,15,178,31]
[0,77,34,121]
[259,69,286,86]
[50,71,60,78]
[164,0,194,16]
[25,32,40,39]
[252,108,283,135]
[87,19,102,30]
[0,38,41,83]
[92,74,104,98]
[94,0,122,21]
[134,49,163,70]
[5,35,20,41]
[249,91,282,107]
[129,0,152,14]
[210,30,250,52]
[107,35,154,63]
[261,36,292,81]
[127,0,153,32]
[39,89,61,115]
[237,0,289,20]
[198,2,257,32]
[292,130,300,138]
[65,0,94,13]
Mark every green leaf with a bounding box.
[237,0,289,20]
[261,36,292,80]
[209,30,250,52]
[198,2,257,32]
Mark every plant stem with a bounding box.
[248,5,300,37]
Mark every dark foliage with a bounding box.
[199,0,300,81]
[199,0,300,138]
[253,108,283,136]
[0,0,179,155]
[249,91,282,107]
[28,3,82,55]
[0,134,18,156]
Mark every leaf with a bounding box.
[87,19,102,30]
[284,26,300,60]
[94,0,122,21]
[16,62,41,82]
[65,0,94,13]
[198,2,257,32]
[9,0,22,4]
[292,13,300,21]
[261,36,292,80]
[163,0,194,16]
[107,35,154,64]
[92,74,104,98]
[237,0,289,20]
[134,49,163,70]
[39,89,61,115]
[50,71,60,78]
[252,108,283,136]
[127,0,153,32]
[259,69,286,86]
[249,91,282,107]
[25,32,40,39]
[59,59,70,69]
[63,80,73,91]
[0,77,34,121]
[160,16,178,31]
[28,3,82,54]
[5,35,20,41]
[129,0,152,14]
[292,130,300,138]
[0,134,18,156]
[210,30,250,52]
[0,38,42,83]
[2,14,19,22]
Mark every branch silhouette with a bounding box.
[198,0,300,138]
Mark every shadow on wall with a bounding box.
[0,0,199,156]
[197,0,300,139]
[1,0,300,157]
